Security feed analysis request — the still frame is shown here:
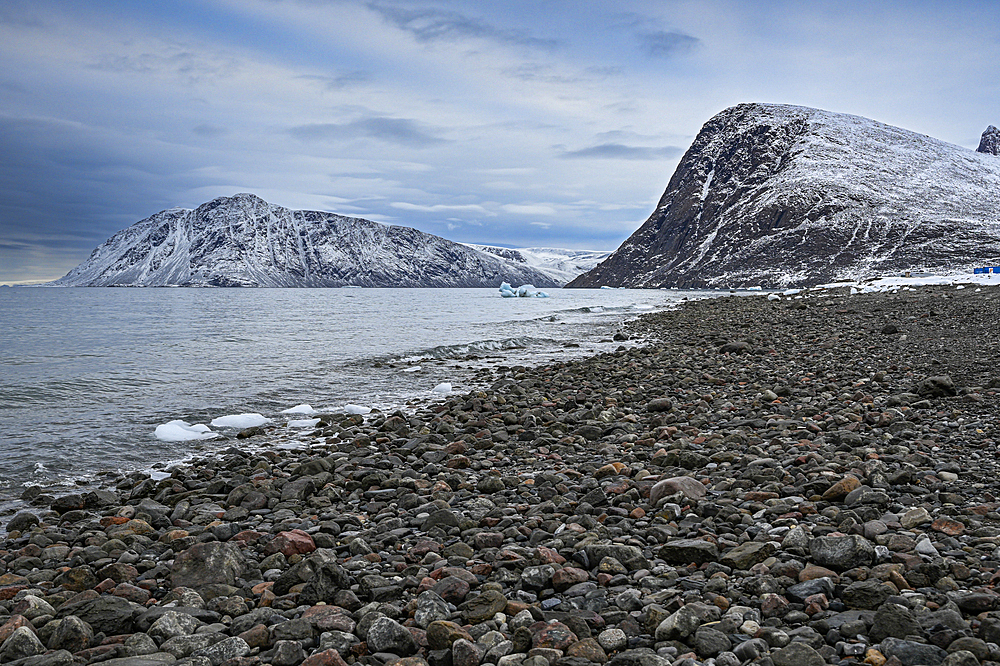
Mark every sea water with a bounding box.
[0,286,707,516]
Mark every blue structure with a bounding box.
[974,267,1000,274]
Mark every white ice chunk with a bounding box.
[403,366,422,373]
[281,404,317,415]
[210,413,271,428]
[287,418,321,428]
[344,404,371,415]
[149,471,171,481]
[767,293,781,301]
[154,420,220,442]
[432,382,453,394]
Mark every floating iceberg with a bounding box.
[281,404,318,415]
[344,404,371,415]
[287,418,321,428]
[432,382,453,394]
[499,282,549,298]
[154,420,220,442]
[210,413,271,428]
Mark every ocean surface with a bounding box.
[0,286,711,517]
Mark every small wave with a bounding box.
[395,336,562,362]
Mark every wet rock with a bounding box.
[870,603,924,642]
[46,615,94,652]
[648,476,706,504]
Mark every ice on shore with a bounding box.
[403,366,422,373]
[210,413,271,428]
[281,404,317,415]
[433,382,453,394]
[286,418,321,428]
[154,420,220,442]
[344,404,371,415]
[499,282,549,298]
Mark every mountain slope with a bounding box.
[468,245,610,285]
[568,103,1000,288]
[53,194,560,288]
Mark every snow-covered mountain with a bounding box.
[468,245,610,285]
[569,103,1000,289]
[52,194,560,288]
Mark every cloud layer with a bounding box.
[1,0,999,282]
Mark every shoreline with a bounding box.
[3,284,1000,666]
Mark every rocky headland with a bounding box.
[3,284,1000,666]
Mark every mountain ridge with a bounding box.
[568,103,1000,288]
[53,194,567,288]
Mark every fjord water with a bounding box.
[0,286,704,514]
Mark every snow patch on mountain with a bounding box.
[468,245,611,285]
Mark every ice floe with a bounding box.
[286,418,321,429]
[499,282,549,298]
[432,382,453,394]
[210,413,271,428]
[281,404,318,415]
[344,404,371,415]
[154,420,219,442]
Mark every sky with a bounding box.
[1,0,998,284]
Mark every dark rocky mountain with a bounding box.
[52,194,559,288]
[568,104,1000,289]
[979,125,1000,155]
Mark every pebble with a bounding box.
[4,285,1000,666]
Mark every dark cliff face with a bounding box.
[53,194,560,288]
[568,104,1000,289]
[979,125,1000,155]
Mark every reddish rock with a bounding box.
[238,624,271,649]
[804,593,829,615]
[113,583,151,604]
[760,593,789,618]
[744,491,780,502]
[535,547,566,565]
[98,563,139,584]
[265,530,316,557]
[931,518,965,536]
[567,638,607,663]
[799,564,840,582]
[230,530,266,544]
[302,649,349,666]
[432,576,470,604]
[0,616,34,644]
[822,476,861,501]
[94,578,117,594]
[303,605,356,633]
[530,621,578,650]
[0,586,28,601]
[552,567,590,592]
[426,621,473,650]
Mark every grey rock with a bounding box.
[693,626,731,658]
[880,637,948,666]
[193,636,251,666]
[978,125,1000,155]
[148,610,202,643]
[367,616,418,656]
[809,534,874,570]
[415,590,451,629]
[1,626,45,661]
[771,642,825,666]
[870,603,924,642]
[658,539,719,565]
[170,541,244,589]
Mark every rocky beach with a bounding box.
[3,284,1000,666]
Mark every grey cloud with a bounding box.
[288,116,447,147]
[502,63,580,84]
[192,124,227,137]
[559,143,683,160]
[368,2,559,50]
[0,1,44,28]
[298,71,370,90]
[640,30,700,57]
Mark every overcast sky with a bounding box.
[2,0,998,283]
